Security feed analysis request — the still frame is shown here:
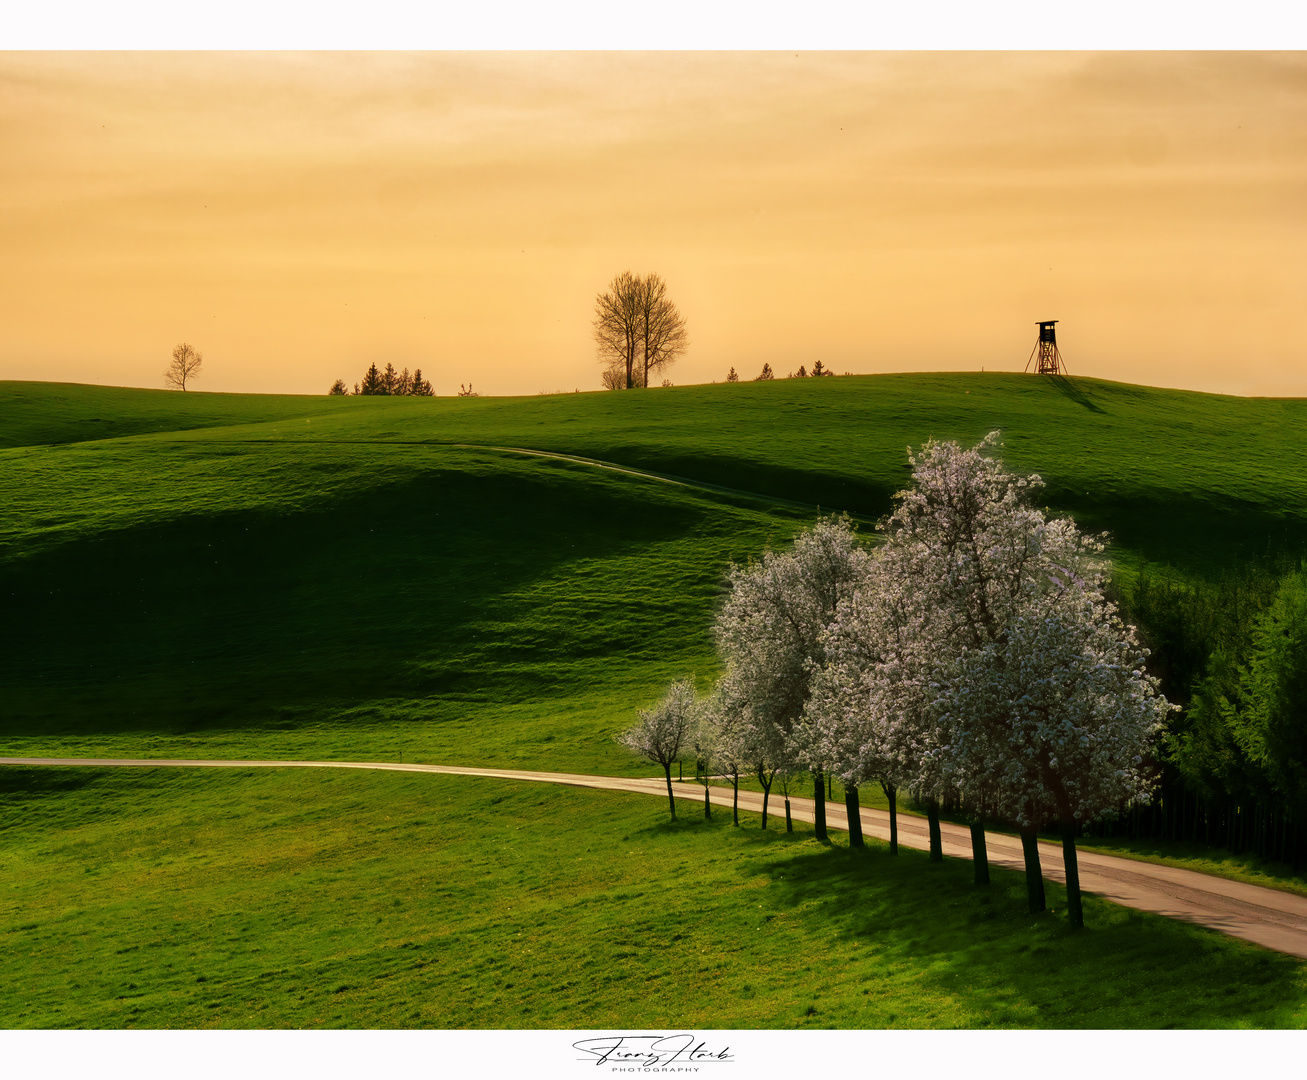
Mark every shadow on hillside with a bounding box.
[0,766,102,800]
[1045,375,1107,414]
[1042,489,1307,579]
[586,448,904,523]
[0,461,712,737]
[741,845,1303,1028]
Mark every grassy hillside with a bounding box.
[5,372,1307,764]
[0,380,351,451]
[7,373,1307,574]
[1,439,803,769]
[3,764,1302,1030]
[4,373,1307,1029]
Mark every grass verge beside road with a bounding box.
[2,765,1304,1029]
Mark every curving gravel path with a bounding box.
[5,755,1307,960]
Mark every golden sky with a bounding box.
[2,51,1305,397]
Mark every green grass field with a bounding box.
[4,372,1307,1028]
[4,765,1303,1030]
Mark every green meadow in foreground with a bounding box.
[5,372,1307,1028]
[2,765,1303,1030]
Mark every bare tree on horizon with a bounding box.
[593,271,688,390]
[164,342,203,391]
[636,273,688,390]
[593,271,642,389]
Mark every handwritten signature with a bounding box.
[573,1034,733,1068]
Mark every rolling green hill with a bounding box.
[9,371,1307,568]
[4,372,1307,766]
[5,373,1307,1030]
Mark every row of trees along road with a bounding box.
[329,363,434,396]
[621,435,1173,928]
[593,271,689,389]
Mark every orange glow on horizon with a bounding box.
[2,52,1305,397]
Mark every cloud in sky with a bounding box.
[2,51,1304,396]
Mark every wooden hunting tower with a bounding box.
[1025,320,1066,375]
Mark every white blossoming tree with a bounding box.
[939,577,1171,925]
[873,432,1072,883]
[690,709,722,821]
[802,555,925,856]
[704,673,789,828]
[693,704,744,826]
[854,433,1171,923]
[618,678,698,821]
[713,517,871,841]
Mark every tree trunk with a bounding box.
[927,798,943,861]
[760,780,771,830]
[663,763,676,821]
[882,782,898,854]
[703,784,711,819]
[785,798,793,833]
[813,771,828,842]
[1020,825,1046,913]
[970,817,989,885]
[732,773,739,826]
[1062,822,1084,928]
[845,785,864,848]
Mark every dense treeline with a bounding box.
[1119,563,1307,870]
[329,362,434,396]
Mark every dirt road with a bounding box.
[5,754,1307,960]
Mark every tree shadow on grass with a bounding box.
[741,844,1305,1028]
[631,813,816,844]
[0,766,102,800]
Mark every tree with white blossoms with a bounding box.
[713,516,871,841]
[618,678,698,821]
[692,705,746,826]
[871,432,1064,880]
[690,709,721,821]
[702,675,789,828]
[940,575,1171,925]
[802,553,925,857]
[860,432,1171,923]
